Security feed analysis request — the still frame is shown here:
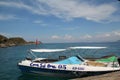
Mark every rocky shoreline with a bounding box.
[72,71,120,80]
[0,34,34,48]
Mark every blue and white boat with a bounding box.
[18,46,120,78]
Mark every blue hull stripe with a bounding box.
[18,65,78,77]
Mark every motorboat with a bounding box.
[18,46,120,78]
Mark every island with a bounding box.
[0,34,37,48]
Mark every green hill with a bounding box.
[0,35,8,44]
[7,37,27,45]
[0,35,28,48]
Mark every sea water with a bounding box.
[0,42,120,80]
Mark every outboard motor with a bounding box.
[117,57,120,66]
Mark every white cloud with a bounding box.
[95,33,111,39]
[82,34,92,39]
[50,31,120,42]
[0,32,11,38]
[36,0,119,22]
[51,35,60,39]
[33,20,43,24]
[0,1,48,15]
[104,34,111,37]
[113,31,120,36]
[0,0,119,22]
[96,31,120,39]
[51,34,74,40]
[84,31,120,42]
[0,32,22,38]
[33,20,48,26]
[50,34,75,42]
[0,14,18,20]
[64,34,74,40]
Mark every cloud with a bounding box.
[0,0,119,22]
[0,1,48,15]
[0,32,22,38]
[0,32,12,38]
[113,31,120,36]
[36,0,119,22]
[95,31,120,38]
[51,34,74,40]
[64,34,74,40]
[33,20,48,26]
[51,34,75,42]
[0,14,18,20]
[81,31,120,42]
[33,20,43,24]
[51,35,60,39]
[50,31,120,42]
[81,34,92,39]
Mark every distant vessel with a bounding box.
[18,46,120,78]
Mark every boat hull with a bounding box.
[18,65,118,78]
[18,65,88,77]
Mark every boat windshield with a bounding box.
[54,55,84,64]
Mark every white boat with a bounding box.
[18,46,120,78]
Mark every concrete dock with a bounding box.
[71,71,120,80]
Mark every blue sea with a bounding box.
[0,42,120,80]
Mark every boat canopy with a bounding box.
[68,46,107,49]
[31,49,66,52]
[96,56,118,63]
[31,46,107,53]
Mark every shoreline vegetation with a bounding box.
[0,34,38,48]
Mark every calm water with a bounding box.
[0,42,120,80]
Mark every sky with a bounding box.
[0,0,120,43]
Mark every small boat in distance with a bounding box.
[18,46,120,78]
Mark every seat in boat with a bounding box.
[86,61,106,67]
